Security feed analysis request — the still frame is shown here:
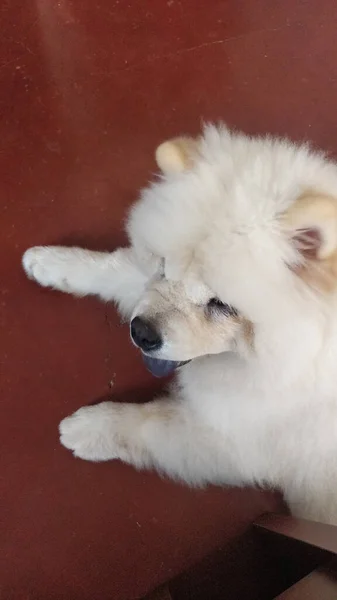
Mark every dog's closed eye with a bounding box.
[207,298,238,317]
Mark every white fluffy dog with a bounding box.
[23,125,337,524]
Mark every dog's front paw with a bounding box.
[59,403,121,461]
[22,246,73,291]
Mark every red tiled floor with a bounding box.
[2,1,337,599]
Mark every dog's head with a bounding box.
[127,125,337,376]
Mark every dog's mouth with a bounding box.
[142,354,190,377]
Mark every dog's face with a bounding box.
[130,260,251,375]
[128,126,337,376]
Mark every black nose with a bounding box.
[130,317,162,352]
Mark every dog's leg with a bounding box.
[59,399,222,484]
[22,246,148,316]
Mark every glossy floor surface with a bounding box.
[2,1,337,598]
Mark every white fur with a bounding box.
[23,125,337,524]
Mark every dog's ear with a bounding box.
[155,137,199,174]
[284,194,337,292]
[285,194,337,261]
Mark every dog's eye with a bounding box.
[207,298,238,317]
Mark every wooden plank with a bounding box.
[255,514,337,554]
[275,560,337,599]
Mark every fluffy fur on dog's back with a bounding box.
[23,124,337,524]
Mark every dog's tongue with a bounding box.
[142,355,184,378]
